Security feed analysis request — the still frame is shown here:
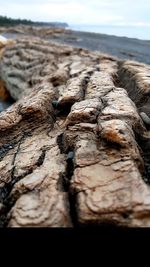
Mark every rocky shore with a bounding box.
[1,25,150,64]
[0,30,150,227]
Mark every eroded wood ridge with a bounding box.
[0,37,150,227]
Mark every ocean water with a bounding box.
[69,24,150,41]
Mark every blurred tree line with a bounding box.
[0,15,68,27]
[0,15,34,26]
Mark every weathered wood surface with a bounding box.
[0,37,150,227]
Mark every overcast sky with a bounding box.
[0,0,150,26]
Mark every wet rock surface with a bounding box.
[0,37,150,227]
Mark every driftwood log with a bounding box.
[0,37,150,227]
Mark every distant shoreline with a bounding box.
[49,28,150,64]
[1,25,150,64]
[69,24,150,41]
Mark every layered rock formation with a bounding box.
[0,25,70,39]
[0,37,150,227]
